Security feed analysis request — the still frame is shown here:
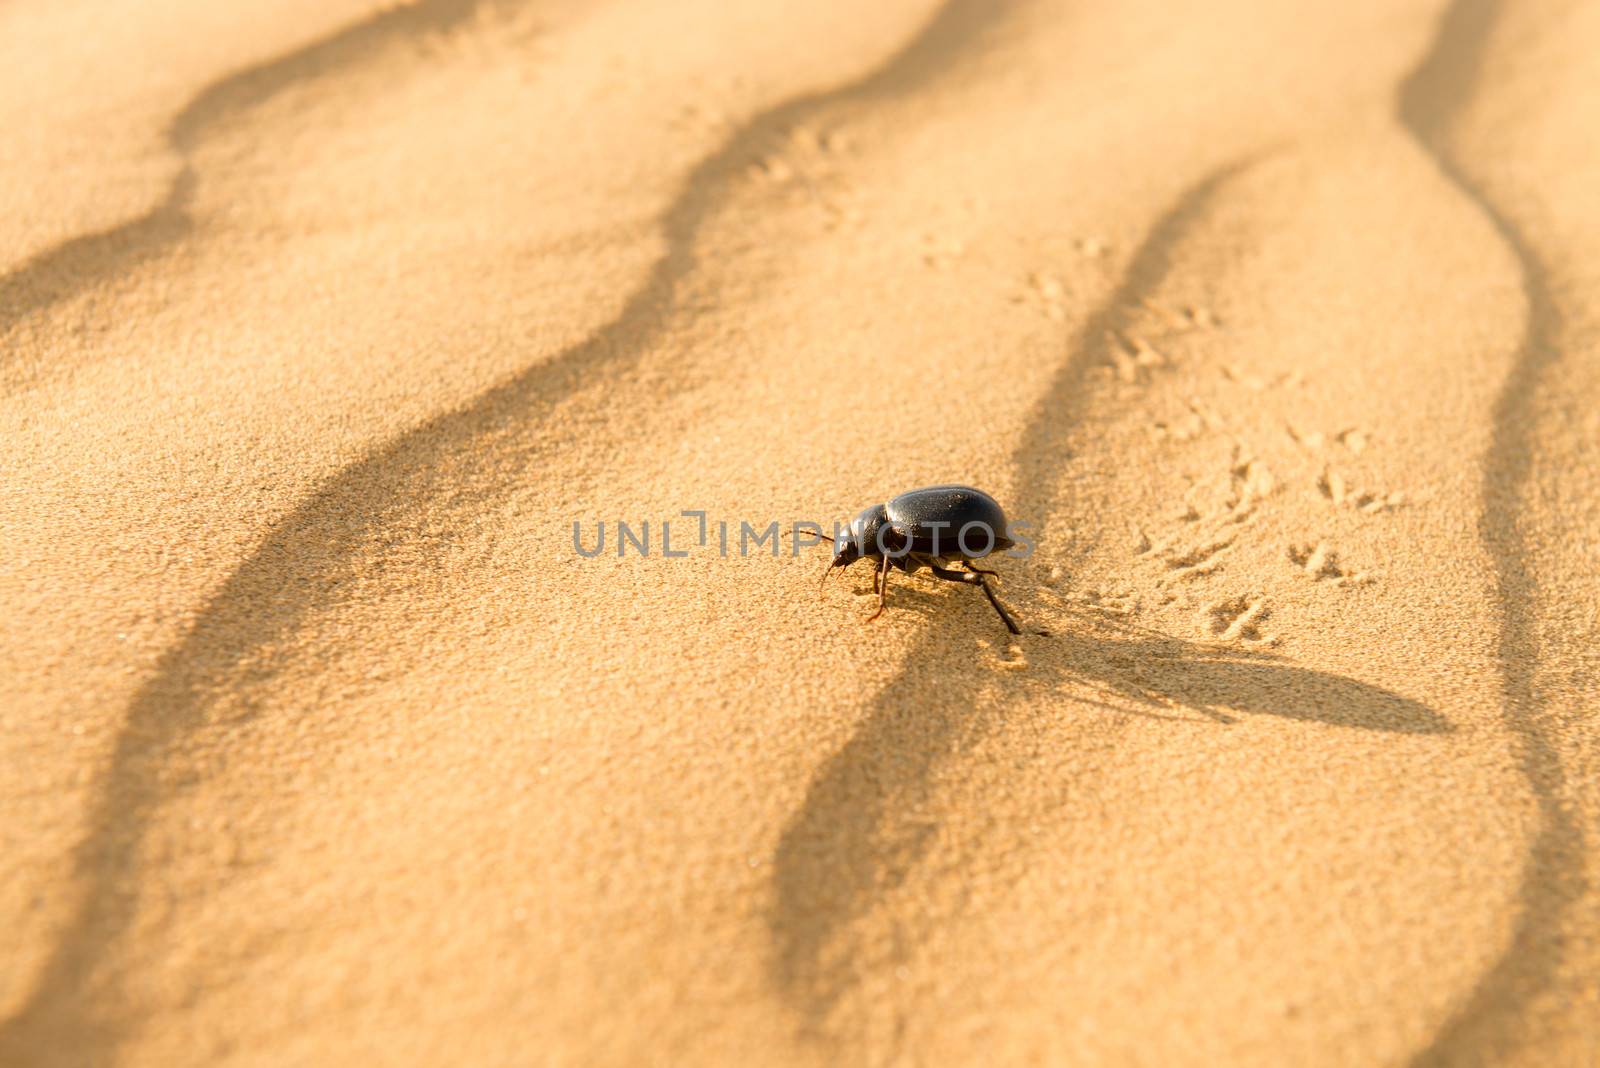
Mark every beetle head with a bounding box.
[830,533,863,568]
[819,526,865,592]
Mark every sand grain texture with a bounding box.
[2,1,1597,1065]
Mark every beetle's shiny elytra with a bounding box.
[821,485,1022,634]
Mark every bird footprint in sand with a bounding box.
[1288,541,1374,586]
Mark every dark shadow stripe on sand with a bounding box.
[0,2,1023,1063]
[1,0,521,388]
[1398,2,1584,1064]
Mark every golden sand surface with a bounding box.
[2,1,1597,1064]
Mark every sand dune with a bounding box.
[2,0,1596,1064]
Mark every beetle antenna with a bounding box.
[819,559,835,595]
[782,530,835,543]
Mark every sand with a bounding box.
[2,0,1597,1064]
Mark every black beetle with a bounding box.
[816,484,1022,634]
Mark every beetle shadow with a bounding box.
[833,561,1448,727]
[769,586,1451,1034]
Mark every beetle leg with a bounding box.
[928,564,1021,635]
[866,555,892,622]
[927,563,980,585]
[962,562,1000,578]
[976,574,1023,635]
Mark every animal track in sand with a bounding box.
[1139,512,1255,583]
[1161,536,1237,581]
[1185,450,1275,521]
[1287,541,1373,586]
[1151,395,1231,445]
[750,155,795,182]
[1150,410,1205,442]
[1060,586,1139,617]
[1229,453,1277,505]
[1282,424,1411,514]
[749,121,854,183]
[1286,422,1369,454]
[1205,593,1276,645]
[1136,448,1273,591]
[1138,297,1217,331]
[1219,364,1306,393]
[1221,364,1270,391]
[974,637,1029,670]
[1318,465,1407,512]
[1286,422,1328,449]
[1017,232,1120,320]
[1107,331,1168,383]
[1084,295,1223,385]
[1336,427,1368,454]
[1015,269,1068,320]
